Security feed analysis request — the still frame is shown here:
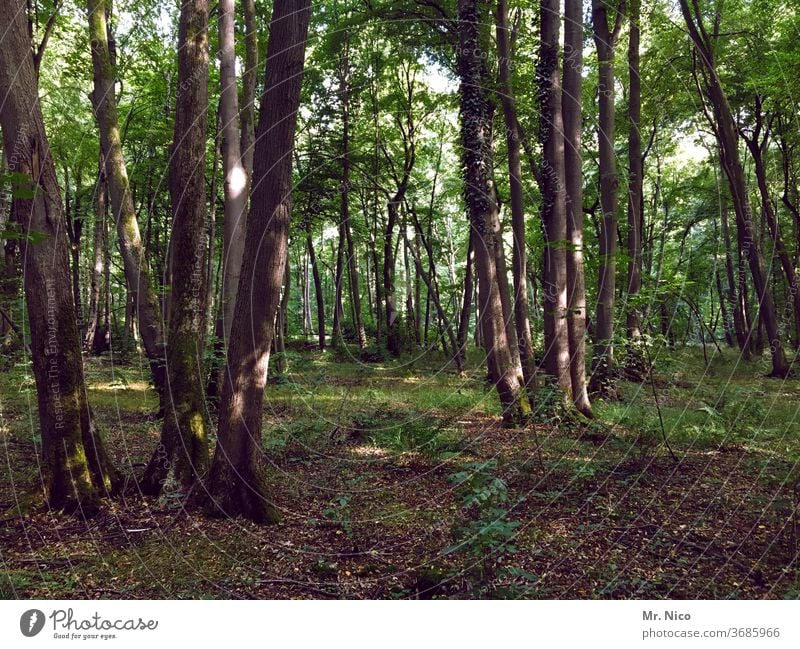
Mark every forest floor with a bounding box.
[1,343,800,599]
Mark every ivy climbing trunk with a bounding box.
[457,0,529,424]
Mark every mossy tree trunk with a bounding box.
[203,0,311,523]
[0,0,119,512]
[140,0,210,495]
[88,0,166,399]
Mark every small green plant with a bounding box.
[323,494,354,536]
[444,460,537,598]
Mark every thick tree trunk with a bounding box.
[88,0,166,398]
[538,0,572,398]
[141,0,210,495]
[680,0,788,377]
[384,198,402,354]
[457,0,529,424]
[0,0,119,511]
[590,0,624,394]
[562,0,592,416]
[203,0,311,523]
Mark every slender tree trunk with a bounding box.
[680,0,788,377]
[538,0,572,398]
[496,0,535,395]
[562,0,592,416]
[721,200,751,356]
[625,0,645,377]
[332,217,345,343]
[141,0,210,495]
[457,0,529,424]
[0,0,119,511]
[203,0,311,523]
[590,0,624,394]
[217,0,248,346]
[88,0,166,399]
[307,232,325,349]
[457,227,475,364]
[84,154,106,351]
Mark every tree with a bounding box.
[538,0,572,400]
[563,0,593,416]
[141,0,210,494]
[203,0,312,523]
[88,0,166,400]
[680,0,789,377]
[0,0,119,512]
[456,0,529,424]
[590,0,625,394]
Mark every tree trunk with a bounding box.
[625,0,645,377]
[141,0,210,495]
[680,0,788,377]
[562,0,593,416]
[0,0,119,511]
[88,0,166,398]
[457,0,529,424]
[496,0,535,395]
[307,232,325,349]
[457,226,475,365]
[217,0,248,346]
[538,0,572,398]
[83,153,106,352]
[203,0,311,523]
[590,0,624,394]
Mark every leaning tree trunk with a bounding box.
[590,0,624,394]
[538,0,572,399]
[203,0,311,523]
[140,0,210,495]
[457,0,529,424]
[680,0,788,377]
[562,0,593,416]
[0,0,119,512]
[88,0,166,399]
[457,226,475,365]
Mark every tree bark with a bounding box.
[562,0,592,416]
[203,0,311,523]
[0,0,119,511]
[538,0,572,398]
[217,0,248,346]
[83,154,107,352]
[457,0,529,424]
[590,0,624,393]
[625,0,645,377]
[88,0,166,398]
[307,231,325,349]
[141,0,210,495]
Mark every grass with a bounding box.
[1,343,799,599]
